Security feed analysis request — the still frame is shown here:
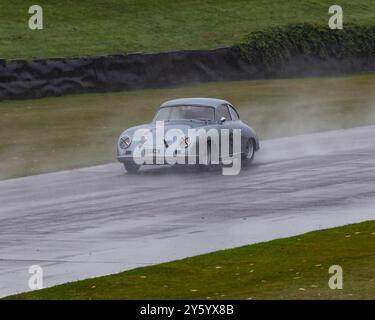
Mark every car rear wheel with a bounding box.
[242,139,255,165]
[123,161,140,174]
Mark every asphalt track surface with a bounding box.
[1,125,375,297]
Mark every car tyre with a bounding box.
[198,143,212,171]
[242,139,255,166]
[123,161,140,174]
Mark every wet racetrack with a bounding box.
[1,125,375,297]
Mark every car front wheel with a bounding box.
[123,161,140,174]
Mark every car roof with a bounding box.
[160,98,230,108]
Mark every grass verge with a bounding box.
[5,220,375,300]
[1,0,375,59]
[2,72,375,180]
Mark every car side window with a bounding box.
[217,105,232,121]
[228,105,240,120]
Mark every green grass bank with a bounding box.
[6,220,375,300]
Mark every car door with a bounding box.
[227,104,251,156]
[228,104,249,157]
[216,104,233,158]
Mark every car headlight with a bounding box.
[180,136,191,149]
[119,135,132,149]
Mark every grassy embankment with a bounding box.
[6,221,375,299]
[0,0,374,59]
[2,1,375,179]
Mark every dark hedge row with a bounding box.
[237,23,375,73]
[1,23,375,100]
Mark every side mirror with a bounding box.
[219,116,226,124]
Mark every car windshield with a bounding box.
[153,105,215,122]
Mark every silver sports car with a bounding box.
[117,98,259,173]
